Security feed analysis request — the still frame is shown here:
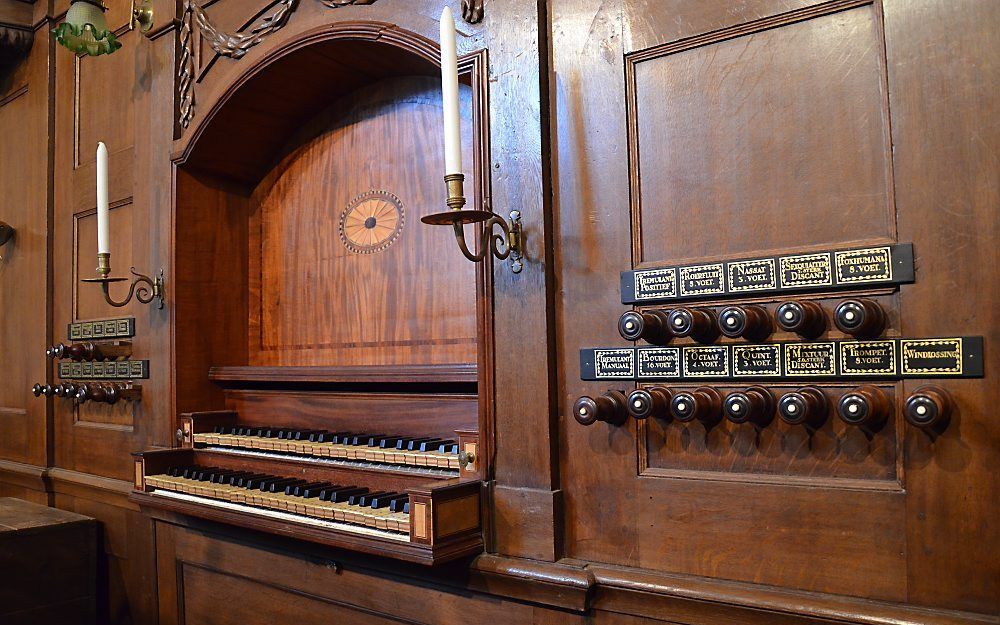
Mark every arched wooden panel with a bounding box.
[248,76,479,367]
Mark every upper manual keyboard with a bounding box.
[193,426,462,470]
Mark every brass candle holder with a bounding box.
[81,252,165,309]
[421,174,524,273]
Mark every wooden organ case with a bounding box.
[130,28,492,565]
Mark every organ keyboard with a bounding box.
[131,409,484,565]
[193,426,464,472]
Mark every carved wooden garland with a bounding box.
[177,0,483,129]
[462,0,484,24]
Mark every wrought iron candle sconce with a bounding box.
[421,174,524,273]
[81,252,165,309]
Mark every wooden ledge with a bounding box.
[208,364,478,385]
[465,555,996,625]
[467,554,593,612]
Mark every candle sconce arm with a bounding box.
[81,255,165,309]
[451,212,523,273]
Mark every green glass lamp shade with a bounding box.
[53,1,121,56]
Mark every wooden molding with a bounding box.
[466,554,996,625]
[208,364,477,385]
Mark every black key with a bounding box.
[315,484,345,501]
[277,429,297,440]
[213,425,226,434]
[242,475,272,489]
[229,473,258,487]
[323,486,367,503]
[329,432,355,444]
[261,427,282,438]
[350,491,391,507]
[354,433,384,446]
[242,475,265,489]
[417,439,446,452]
[212,470,245,483]
[257,477,294,491]
[307,431,334,443]
[299,482,337,498]
[389,497,410,513]
[267,478,302,493]
[375,436,403,448]
[167,466,184,477]
[439,442,460,454]
[371,492,405,509]
[404,437,434,451]
[292,430,321,441]
[285,480,322,496]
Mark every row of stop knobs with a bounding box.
[46,341,129,361]
[574,385,951,433]
[32,382,139,404]
[619,298,886,344]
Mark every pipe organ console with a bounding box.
[3,1,994,622]
[133,410,483,565]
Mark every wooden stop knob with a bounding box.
[724,386,775,427]
[775,300,826,339]
[718,305,772,342]
[618,310,672,345]
[667,307,719,343]
[669,387,722,427]
[627,387,672,420]
[904,386,952,433]
[837,385,890,431]
[573,390,628,426]
[778,387,828,428]
[834,299,886,338]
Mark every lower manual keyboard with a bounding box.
[145,466,410,536]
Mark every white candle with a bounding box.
[440,6,463,176]
[96,142,110,254]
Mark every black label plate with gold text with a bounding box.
[620,244,914,304]
[580,336,982,381]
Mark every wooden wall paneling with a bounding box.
[478,0,560,561]
[152,521,558,625]
[882,0,999,614]
[53,9,136,479]
[223,389,477,440]
[0,20,50,469]
[551,0,974,605]
[552,0,639,568]
[173,167,249,417]
[50,470,157,625]
[627,1,894,266]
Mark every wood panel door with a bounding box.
[554,0,997,615]
[52,0,176,481]
[0,27,49,473]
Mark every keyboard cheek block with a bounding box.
[131,447,483,565]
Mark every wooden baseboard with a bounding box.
[465,554,997,625]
